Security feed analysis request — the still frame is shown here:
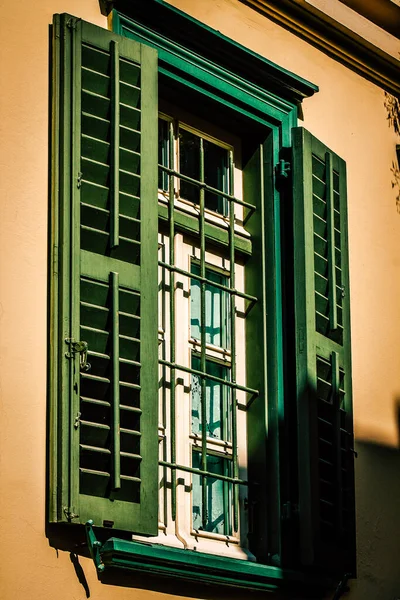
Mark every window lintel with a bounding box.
[106,0,318,113]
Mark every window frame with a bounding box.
[49,2,351,593]
[156,114,249,552]
[111,6,301,565]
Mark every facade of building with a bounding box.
[1,1,400,599]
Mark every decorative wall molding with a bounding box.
[240,0,400,96]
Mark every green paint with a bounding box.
[292,128,355,574]
[49,2,354,586]
[50,14,159,535]
[88,533,332,592]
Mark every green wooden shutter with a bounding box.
[292,128,356,573]
[50,14,158,534]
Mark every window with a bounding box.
[154,113,252,557]
[49,5,356,589]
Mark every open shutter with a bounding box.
[50,14,158,534]
[292,128,356,573]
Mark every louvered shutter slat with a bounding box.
[292,127,356,574]
[52,14,158,535]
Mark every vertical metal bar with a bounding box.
[199,137,208,529]
[161,238,168,528]
[110,40,120,249]
[228,150,239,532]
[331,351,343,537]
[111,271,121,490]
[168,121,177,521]
[326,152,337,330]
[223,460,230,537]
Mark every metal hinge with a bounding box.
[64,507,79,521]
[66,17,79,30]
[65,338,91,372]
[74,411,81,430]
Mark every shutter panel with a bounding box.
[51,14,158,534]
[292,128,356,573]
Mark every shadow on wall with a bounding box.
[45,387,400,598]
[351,398,400,597]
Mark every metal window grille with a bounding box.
[158,118,258,536]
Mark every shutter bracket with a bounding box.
[65,338,91,372]
[85,520,105,573]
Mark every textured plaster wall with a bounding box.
[0,0,399,598]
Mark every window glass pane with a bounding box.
[179,128,200,204]
[192,451,232,536]
[191,356,231,441]
[158,118,169,192]
[191,265,230,348]
[204,138,229,215]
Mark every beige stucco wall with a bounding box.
[1,0,399,598]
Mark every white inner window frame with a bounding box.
[135,109,253,560]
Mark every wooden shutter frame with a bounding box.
[49,14,159,535]
[292,127,356,574]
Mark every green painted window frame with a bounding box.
[111,4,305,568]
[110,2,355,582]
[49,13,160,535]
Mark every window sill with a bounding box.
[86,522,333,594]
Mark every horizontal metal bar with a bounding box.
[158,358,259,396]
[159,460,248,485]
[158,261,257,303]
[158,164,256,211]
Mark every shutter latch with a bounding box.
[65,338,91,372]
[275,158,291,181]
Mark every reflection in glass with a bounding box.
[192,451,232,535]
[204,139,229,214]
[179,128,230,215]
[191,356,231,441]
[158,118,169,192]
[179,128,200,204]
[190,265,230,349]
